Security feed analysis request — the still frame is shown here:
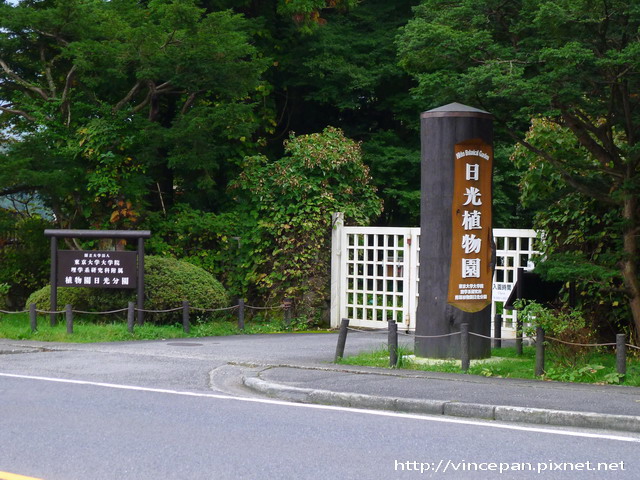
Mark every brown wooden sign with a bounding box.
[57,250,137,289]
[447,138,493,312]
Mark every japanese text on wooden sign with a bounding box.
[448,138,493,312]
[57,250,137,289]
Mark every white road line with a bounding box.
[1,372,638,443]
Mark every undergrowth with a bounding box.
[0,313,322,343]
[338,346,640,387]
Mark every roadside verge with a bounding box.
[243,373,640,434]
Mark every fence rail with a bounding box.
[0,299,290,335]
[335,318,638,376]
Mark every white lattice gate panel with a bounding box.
[491,229,540,334]
[340,227,418,329]
[331,219,539,334]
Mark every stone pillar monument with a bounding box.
[415,103,494,359]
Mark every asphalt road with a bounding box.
[0,334,639,479]
[1,374,639,480]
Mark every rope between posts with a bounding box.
[244,304,282,310]
[545,336,616,347]
[345,325,462,339]
[346,327,462,339]
[73,308,129,314]
[135,306,183,313]
[346,327,388,334]
[626,344,640,351]
[3,303,259,316]
[400,331,462,339]
[413,332,462,339]
[190,305,239,313]
[468,332,500,340]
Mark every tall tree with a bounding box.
[397,0,640,339]
[0,0,268,228]
[237,0,424,225]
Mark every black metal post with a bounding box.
[182,300,190,334]
[388,320,398,368]
[283,297,293,327]
[29,302,37,332]
[136,237,145,326]
[127,302,135,333]
[516,267,524,355]
[237,298,245,330]
[50,236,58,327]
[493,313,502,349]
[535,326,545,377]
[460,323,470,371]
[334,318,349,362]
[65,304,73,334]
[616,334,626,377]
[516,319,524,355]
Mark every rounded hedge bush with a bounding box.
[26,255,229,324]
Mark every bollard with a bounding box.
[65,304,73,334]
[127,301,135,333]
[460,323,470,371]
[616,334,626,377]
[388,320,398,368]
[535,326,545,377]
[493,314,502,349]
[283,297,293,327]
[334,318,349,362]
[182,300,190,334]
[516,316,523,356]
[29,303,37,332]
[237,298,245,330]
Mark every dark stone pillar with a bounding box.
[415,103,493,359]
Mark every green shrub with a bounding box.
[143,255,228,313]
[25,255,229,323]
[517,300,593,367]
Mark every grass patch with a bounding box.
[338,346,640,387]
[0,312,319,343]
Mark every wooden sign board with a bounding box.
[57,250,137,289]
[447,138,493,312]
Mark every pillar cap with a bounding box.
[421,102,492,119]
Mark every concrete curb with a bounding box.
[242,375,640,433]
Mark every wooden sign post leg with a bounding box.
[50,236,58,327]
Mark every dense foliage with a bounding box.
[231,126,382,321]
[0,210,51,308]
[398,0,640,340]
[512,119,631,337]
[0,0,268,227]
[2,0,638,338]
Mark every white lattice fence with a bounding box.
[330,215,539,337]
[491,229,539,333]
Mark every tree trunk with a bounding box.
[621,192,640,344]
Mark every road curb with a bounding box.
[242,375,640,433]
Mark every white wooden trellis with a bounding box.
[330,214,539,337]
[490,229,539,331]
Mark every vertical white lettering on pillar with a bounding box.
[461,210,482,230]
[461,234,482,254]
[463,186,482,206]
[466,163,480,181]
[462,258,481,278]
